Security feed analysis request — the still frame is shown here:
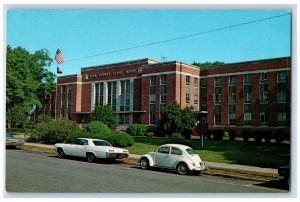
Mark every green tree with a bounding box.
[160,101,196,137]
[90,105,117,128]
[6,45,56,128]
[192,61,225,68]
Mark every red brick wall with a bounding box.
[133,78,142,111]
[166,74,176,105]
[141,77,150,125]
[251,74,260,126]
[221,76,228,126]
[81,83,91,112]
[268,72,278,127]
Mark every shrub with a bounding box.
[241,130,251,142]
[172,132,186,139]
[263,130,272,143]
[213,129,224,140]
[126,124,147,136]
[228,130,236,141]
[106,132,134,147]
[275,130,285,144]
[86,121,111,135]
[181,128,192,139]
[68,130,89,142]
[68,130,134,147]
[36,115,52,123]
[90,105,117,128]
[29,118,79,144]
[253,129,263,142]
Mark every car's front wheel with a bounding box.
[57,148,65,158]
[140,158,149,170]
[177,162,189,175]
[87,153,96,163]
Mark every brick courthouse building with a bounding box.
[44,57,291,136]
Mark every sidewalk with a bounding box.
[23,142,277,175]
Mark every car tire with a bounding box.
[140,158,149,170]
[177,162,189,175]
[87,153,96,163]
[57,148,65,158]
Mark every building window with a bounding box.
[120,80,130,111]
[244,74,252,85]
[150,104,156,124]
[95,83,104,106]
[229,75,236,86]
[229,105,236,125]
[260,104,268,125]
[214,77,221,125]
[277,71,287,83]
[244,104,252,125]
[150,76,156,124]
[186,75,190,85]
[200,79,207,111]
[194,77,198,111]
[107,81,117,111]
[67,85,72,120]
[60,85,65,118]
[215,105,221,125]
[186,76,190,106]
[243,75,252,125]
[228,76,236,125]
[118,113,130,125]
[277,83,287,103]
[160,75,167,113]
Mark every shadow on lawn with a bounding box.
[134,137,290,168]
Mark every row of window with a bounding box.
[212,71,288,126]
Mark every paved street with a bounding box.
[6,149,287,194]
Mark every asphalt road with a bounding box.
[5,149,287,194]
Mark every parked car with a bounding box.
[6,133,24,148]
[139,144,207,175]
[54,138,129,162]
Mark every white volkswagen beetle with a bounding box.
[139,144,207,175]
[54,138,129,162]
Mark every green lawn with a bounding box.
[126,137,290,168]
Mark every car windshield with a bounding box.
[6,133,14,138]
[186,148,197,155]
[93,140,112,146]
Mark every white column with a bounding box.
[90,83,95,112]
[103,82,108,105]
[130,79,134,111]
[116,80,121,111]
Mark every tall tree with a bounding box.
[192,61,225,68]
[90,105,117,129]
[6,45,56,128]
[159,101,197,136]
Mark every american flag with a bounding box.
[57,67,63,74]
[55,48,64,64]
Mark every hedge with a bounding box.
[86,121,111,135]
[28,118,79,144]
[69,130,134,147]
[126,124,147,136]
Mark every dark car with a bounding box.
[6,133,24,148]
[278,164,290,188]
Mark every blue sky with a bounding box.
[7,10,291,76]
